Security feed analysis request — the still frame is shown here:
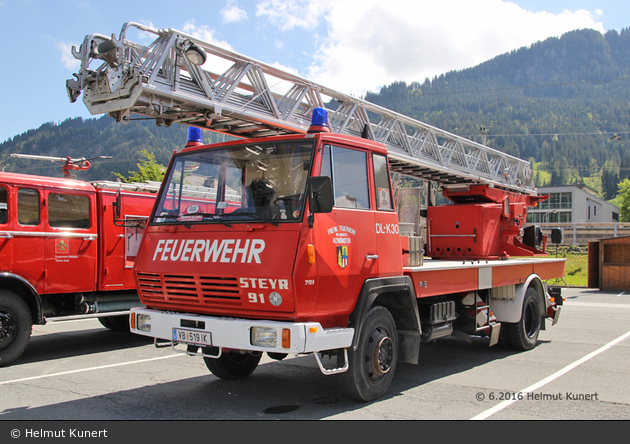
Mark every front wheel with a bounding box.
[98,314,131,332]
[340,306,398,402]
[203,351,262,380]
[507,287,542,351]
[0,291,33,367]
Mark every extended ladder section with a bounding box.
[67,22,535,194]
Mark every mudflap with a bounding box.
[552,306,561,326]
[489,322,501,347]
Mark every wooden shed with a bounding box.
[588,235,630,291]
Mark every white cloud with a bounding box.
[182,22,234,51]
[56,41,80,71]
[256,0,323,31]
[256,0,605,97]
[221,0,248,24]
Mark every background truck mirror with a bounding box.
[308,176,333,214]
[113,190,122,220]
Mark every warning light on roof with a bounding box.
[186,127,204,148]
[308,107,330,133]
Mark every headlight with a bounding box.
[136,314,152,332]
[251,327,277,347]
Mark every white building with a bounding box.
[527,185,620,224]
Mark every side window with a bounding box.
[48,193,90,229]
[0,187,8,225]
[373,154,393,211]
[320,145,370,209]
[17,188,40,226]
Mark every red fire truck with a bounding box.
[67,23,565,401]
[0,163,157,366]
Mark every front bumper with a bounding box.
[130,307,354,354]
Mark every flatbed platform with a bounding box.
[404,257,566,298]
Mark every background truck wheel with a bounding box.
[203,351,262,380]
[98,315,130,332]
[507,287,542,351]
[340,306,398,402]
[0,291,33,367]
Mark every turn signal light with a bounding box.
[307,244,315,264]
[130,312,136,329]
[282,328,290,348]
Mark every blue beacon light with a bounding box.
[186,127,204,148]
[308,107,331,133]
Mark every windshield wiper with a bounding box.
[217,211,280,227]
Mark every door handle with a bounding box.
[84,236,97,241]
[365,254,379,260]
[0,233,13,239]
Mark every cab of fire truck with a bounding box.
[133,109,401,328]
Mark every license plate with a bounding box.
[172,328,212,346]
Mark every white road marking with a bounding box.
[470,330,630,420]
[568,302,630,309]
[0,354,183,386]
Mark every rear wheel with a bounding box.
[203,351,262,380]
[340,306,398,402]
[507,287,542,351]
[0,291,32,367]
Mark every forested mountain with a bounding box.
[1,28,629,195]
[0,116,228,181]
[365,27,630,198]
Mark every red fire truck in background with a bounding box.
[66,23,565,401]
[0,159,157,366]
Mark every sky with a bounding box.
[0,0,628,145]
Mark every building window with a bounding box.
[540,192,572,210]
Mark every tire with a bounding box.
[496,324,512,349]
[0,291,33,367]
[98,314,130,332]
[340,306,398,402]
[507,287,542,351]
[203,351,262,380]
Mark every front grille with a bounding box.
[137,272,242,308]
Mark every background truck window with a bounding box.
[48,193,90,229]
[17,188,39,226]
[0,187,7,224]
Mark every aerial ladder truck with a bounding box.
[66,22,564,401]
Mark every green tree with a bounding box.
[601,160,620,200]
[114,149,165,183]
[617,179,630,222]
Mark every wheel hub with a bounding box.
[0,312,16,343]
[366,327,394,381]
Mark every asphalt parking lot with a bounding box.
[0,287,628,426]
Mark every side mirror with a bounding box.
[308,176,333,214]
[113,190,122,220]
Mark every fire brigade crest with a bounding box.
[55,239,69,254]
[337,246,348,268]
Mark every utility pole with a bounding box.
[480,126,488,145]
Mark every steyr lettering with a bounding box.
[239,277,289,290]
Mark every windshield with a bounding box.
[152,140,314,225]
